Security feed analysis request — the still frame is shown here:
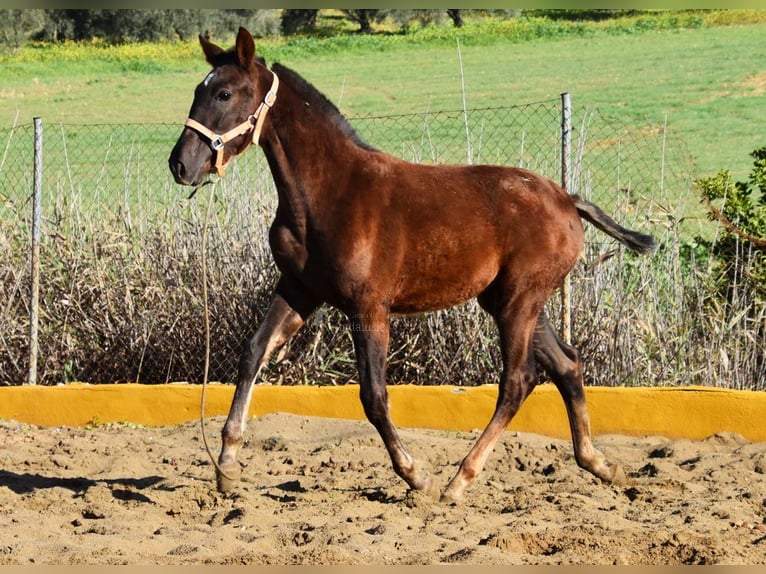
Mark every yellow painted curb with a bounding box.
[1,383,764,442]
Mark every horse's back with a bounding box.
[364,159,584,312]
[387,160,584,261]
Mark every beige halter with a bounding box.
[184,71,279,177]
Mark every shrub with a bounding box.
[694,147,766,302]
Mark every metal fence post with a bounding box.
[27,117,43,385]
[560,93,572,344]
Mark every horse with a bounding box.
[169,27,656,503]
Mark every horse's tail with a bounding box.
[573,195,656,255]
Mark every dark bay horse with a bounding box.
[169,27,655,503]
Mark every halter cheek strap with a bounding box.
[184,71,279,177]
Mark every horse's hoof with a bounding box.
[608,463,627,487]
[439,486,463,505]
[216,463,242,493]
[439,491,462,505]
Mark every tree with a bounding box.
[29,9,279,44]
[388,10,449,32]
[281,10,318,35]
[0,9,45,51]
[340,9,379,34]
[447,9,464,27]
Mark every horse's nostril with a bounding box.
[170,160,187,183]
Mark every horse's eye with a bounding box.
[216,90,231,102]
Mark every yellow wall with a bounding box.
[1,383,764,441]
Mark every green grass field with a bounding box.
[2,12,765,179]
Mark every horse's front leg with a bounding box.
[350,306,438,498]
[217,279,317,492]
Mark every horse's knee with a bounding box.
[238,336,263,380]
[500,364,536,408]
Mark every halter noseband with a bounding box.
[184,71,279,177]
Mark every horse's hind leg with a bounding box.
[349,304,437,498]
[533,311,625,485]
[217,278,318,492]
[441,292,541,503]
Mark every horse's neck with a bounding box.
[261,135,310,236]
[259,90,362,234]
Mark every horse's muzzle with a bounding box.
[169,158,189,186]
[168,137,207,187]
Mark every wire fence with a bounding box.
[2,97,763,389]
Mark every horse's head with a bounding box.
[169,27,277,186]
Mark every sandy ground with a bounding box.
[1,411,765,565]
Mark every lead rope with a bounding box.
[197,181,239,484]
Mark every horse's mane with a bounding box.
[272,62,379,153]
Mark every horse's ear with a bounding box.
[199,34,223,66]
[235,27,256,69]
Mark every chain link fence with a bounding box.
[2,98,763,389]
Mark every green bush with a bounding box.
[694,147,766,301]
